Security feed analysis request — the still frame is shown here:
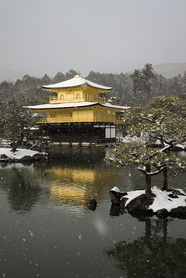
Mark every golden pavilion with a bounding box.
[27,72,129,143]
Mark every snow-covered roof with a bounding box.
[104,102,130,110]
[26,102,130,111]
[26,102,98,110]
[42,74,112,91]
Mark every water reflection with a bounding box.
[0,164,44,213]
[0,147,121,214]
[105,216,186,277]
[1,147,186,216]
[8,167,43,213]
[44,162,120,207]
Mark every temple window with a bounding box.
[76,93,81,99]
[59,94,64,101]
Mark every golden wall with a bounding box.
[39,106,116,123]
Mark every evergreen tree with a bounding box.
[130,64,155,106]
[3,106,41,151]
[130,69,143,96]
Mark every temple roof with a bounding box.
[42,73,112,91]
[26,102,130,111]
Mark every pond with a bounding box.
[0,147,186,278]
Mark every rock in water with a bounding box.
[88,198,97,211]
[109,188,127,205]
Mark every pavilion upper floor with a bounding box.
[49,89,106,104]
[42,72,112,105]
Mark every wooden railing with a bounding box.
[49,96,105,104]
[39,115,115,124]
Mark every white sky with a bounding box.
[0,0,186,77]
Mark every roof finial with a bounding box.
[76,70,81,76]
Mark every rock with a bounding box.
[0,154,8,159]
[126,194,154,214]
[109,189,128,205]
[170,206,186,219]
[110,204,126,216]
[168,193,178,199]
[20,155,33,162]
[0,154,8,162]
[172,189,186,196]
[33,153,47,161]
[156,208,169,218]
[120,197,129,210]
[88,198,97,211]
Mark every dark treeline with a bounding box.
[1,66,186,112]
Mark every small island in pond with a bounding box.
[0,148,48,163]
[110,186,186,219]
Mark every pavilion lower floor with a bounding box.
[31,122,117,143]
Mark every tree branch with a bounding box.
[138,165,167,176]
[141,116,156,123]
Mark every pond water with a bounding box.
[0,147,186,278]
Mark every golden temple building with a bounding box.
[27,72,130,143]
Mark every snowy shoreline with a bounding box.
[110,186,186,218]
[0,148,48,163]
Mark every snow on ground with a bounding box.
[119,135,144,143]
[0,148,46,160]
[111,186,186,213]
[149,187,186,212]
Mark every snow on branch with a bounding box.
[141,115,164,125]
[144,144,171,160]
[138,165,167,176]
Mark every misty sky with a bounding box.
[1,0,186,77]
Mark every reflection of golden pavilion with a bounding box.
[46,165,118,207]
[48,168,94,183]
[48,167,95,206]
[50,186,86,206]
